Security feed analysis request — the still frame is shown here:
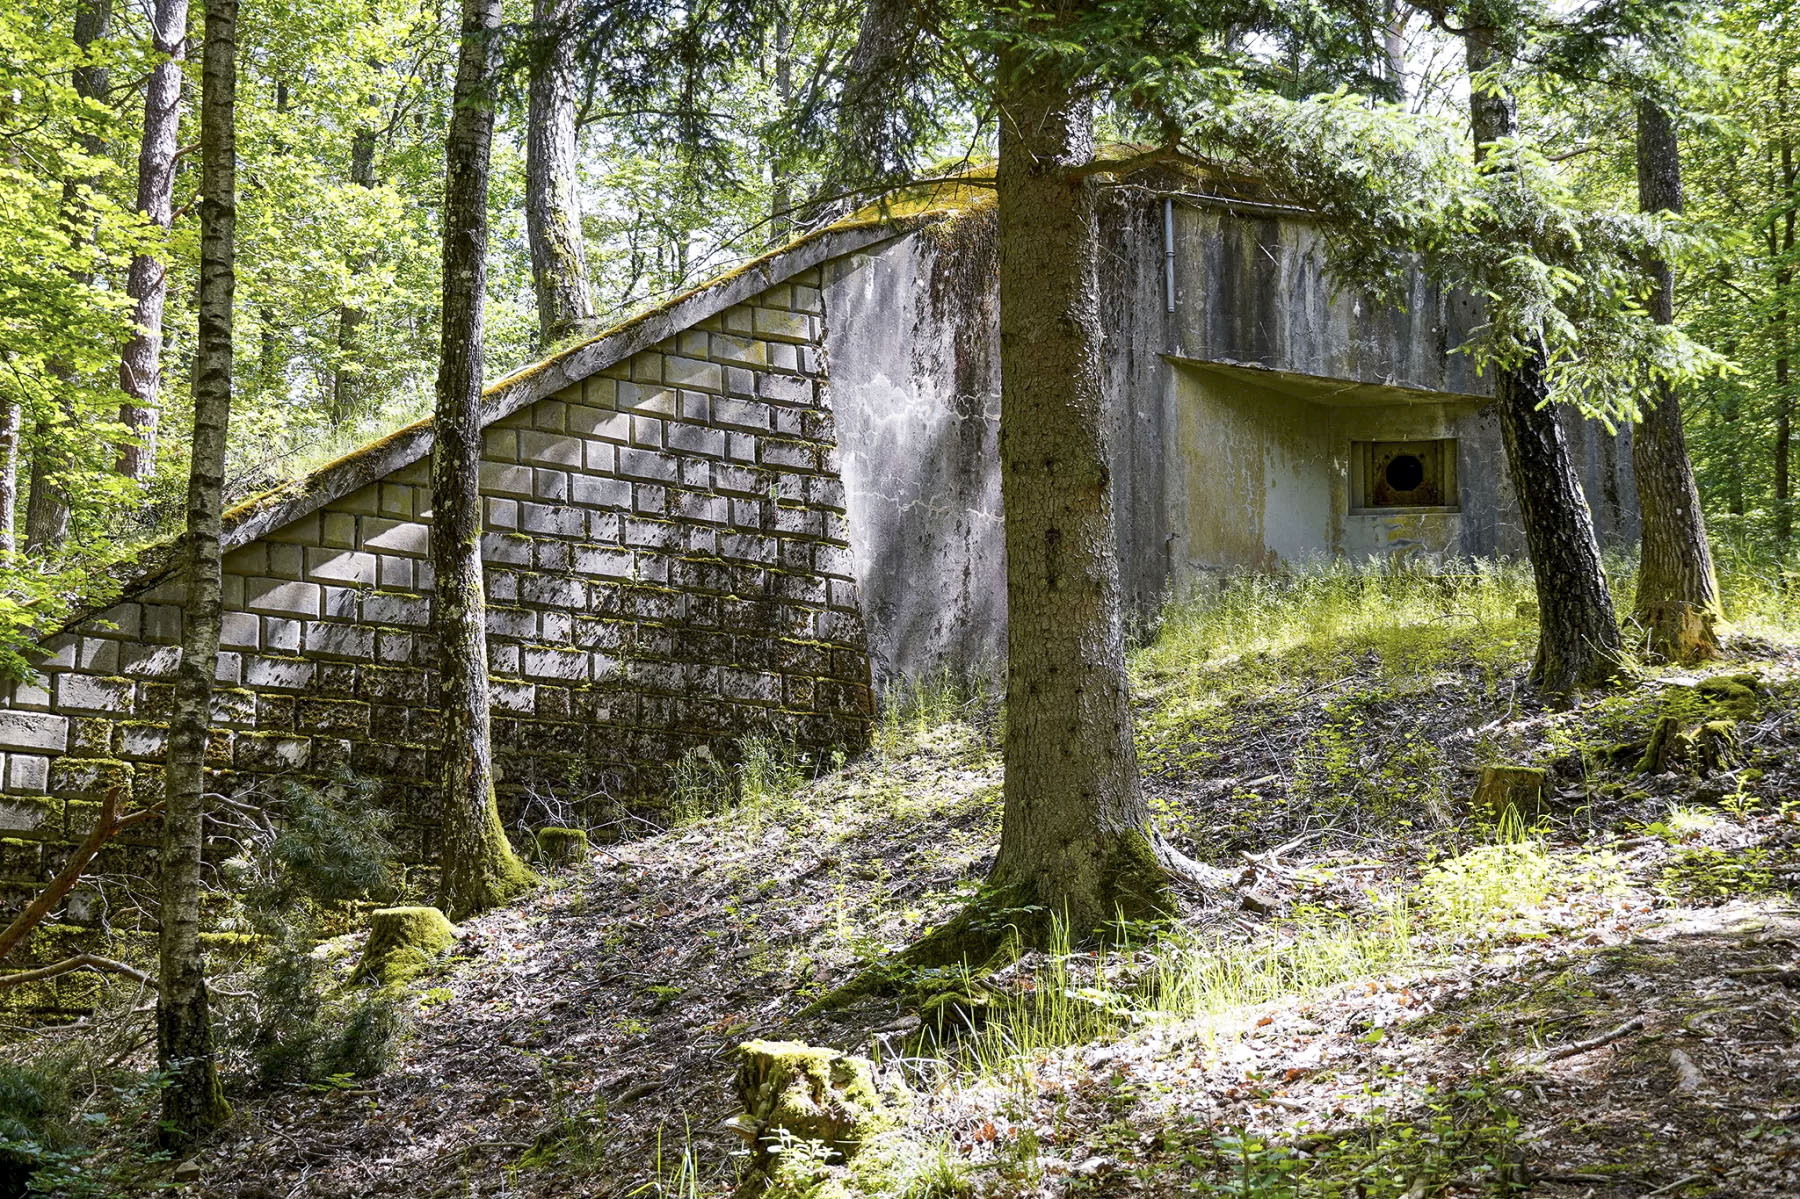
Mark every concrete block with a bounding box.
[56,674,134,714]
[75,638,119,674]
[489,644,519,674]
[534,540,572,572]
[521,503,584,538]
[262,618,300,653]
[222,574,244,609]
[630,416,663,448]
[534,400,567,432]
[523,646,589,682]
[363,591,429,627]
[520,575,585,608]
[533,469,569,503]
[791,284,823,314]
[266,514,322,546]
[663,356,722,393]
[581,376,617,408]
[725,366,756,397]
[7,679,50,710]
[361,517,430,556]
[539,611,572,642]
[521,429,581,468]
[633,485,667,515]
[338,484,381,515]
[268,543,304,579]
[630,353,663,384]
[90,604,142,640]
[221,612,260,650]
[618,448,679,483]
[588,511,623,542]
[379,482,417,518]
[479,462,534,498]
[752,306,811,343]
[246,577,322,619]
[115,722,167,760]
[483,533,533,566]
[375,631,414,664]
[144,605,183,644]
[712,397,771,431]
[304,548,378,585]
[118,643,181,678]
[235,733,311,772]
[668,424,726,457]
[215,652,241,684]
[709,333,767,365]
[378,555,414,588]
[322,586,360,619]
[761,440,818,472]
[244,655,317,691]
[580,440,616,475]
[768,342,799,373]
[758,373,813,406]
[486,497,519,530]
[5,754,48,792]
[618,382,676,415]
[575,546,632,578]
[724,305,753,334]
[306,622,376,660]
[483,427,519,460]
[0,796,59,831]
[322,511,356,548]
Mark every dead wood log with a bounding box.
[1532,1014,1645,1064]
[0,952,153,990]
[0,787,160,965]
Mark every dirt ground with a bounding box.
[170,639,1800,1197]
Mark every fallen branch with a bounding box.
[0,787,159,965]
[1643,1173,1708,1197]
[1669,1047,1703,1092]
[1532,1014,1645,1064]
[0,952,153,990]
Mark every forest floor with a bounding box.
[60,575,1800,1197]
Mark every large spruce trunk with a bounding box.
[982,12,1198,939]
[1464,15,1626,695]
[433,0,532,918]
[157,0,235,1147]
[525,0,594,347]
[331,124,378,426]
[118,0,190,480]
[1630,99,1722,661]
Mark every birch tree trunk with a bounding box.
[525,0,594,347]
[0,402,18,556]
[117,0,191,480]
[433,0,532,918]
[1465,12,1626,695]
[1630,99,1722,661]
[157,0,236,1147]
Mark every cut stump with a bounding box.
[350,906,459,987]
[1473,766,1546,822]
[536,826,589,868]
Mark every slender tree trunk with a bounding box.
[1465,15,1626,695]
[26,0,112,555]
[974,5,1212,945]
[1777,75,1795,543]
[433,0,532,919]
[118,0,192,480]
[832,0,909,187]
[1630,100,1722,661]
[331,125,377,426]
[158,0,236,1148]
[0,402,18,555]
[524,0,594,347]
[768,0,795,241]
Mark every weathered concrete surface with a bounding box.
[825,193,1639,686]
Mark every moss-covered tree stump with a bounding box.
[349,906,459,987]
[1473,766,1546,822]
[1638,716,1739,776]
[536,827,589,868]
[733,1040,905,1191]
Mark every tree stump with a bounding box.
[1637,715,1684,775]
[1473,766,1546,822]
[536,827,589,868]
[350,906,459,987]
[733,1039,905,1190]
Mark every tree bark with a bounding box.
[1630,99,1722,662]
[525,0,594,348]
[117,0,191,480]
[330,124,378,426]
[832,0,910,188]
[768,0,795,241]
[1464,13,1626,695]
[0,401,17,555]
[157,0,235,1148]
[977,5,1205,943]
[26,0,112,555]
[433,0,533,919]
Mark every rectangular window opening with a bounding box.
[1351,439,1459,513]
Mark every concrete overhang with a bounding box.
[1163,354,1490,408]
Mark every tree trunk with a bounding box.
[330,125,377,426]
[433,0,532,919]
[832,0,910,188]
[26,0,112,556]
[117,0,191,480]
[1465,15,1626,696]
[0,402,18,555]
[1778,76,1795,543]
[1630,99,1721,662]
[158,0,235,1149]
[978,7,1203,943]
[524,0,594,347]
[768,0,795,241]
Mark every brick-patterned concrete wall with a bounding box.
[0,270,873,924]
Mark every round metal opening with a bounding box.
[1385,453,1425,493]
